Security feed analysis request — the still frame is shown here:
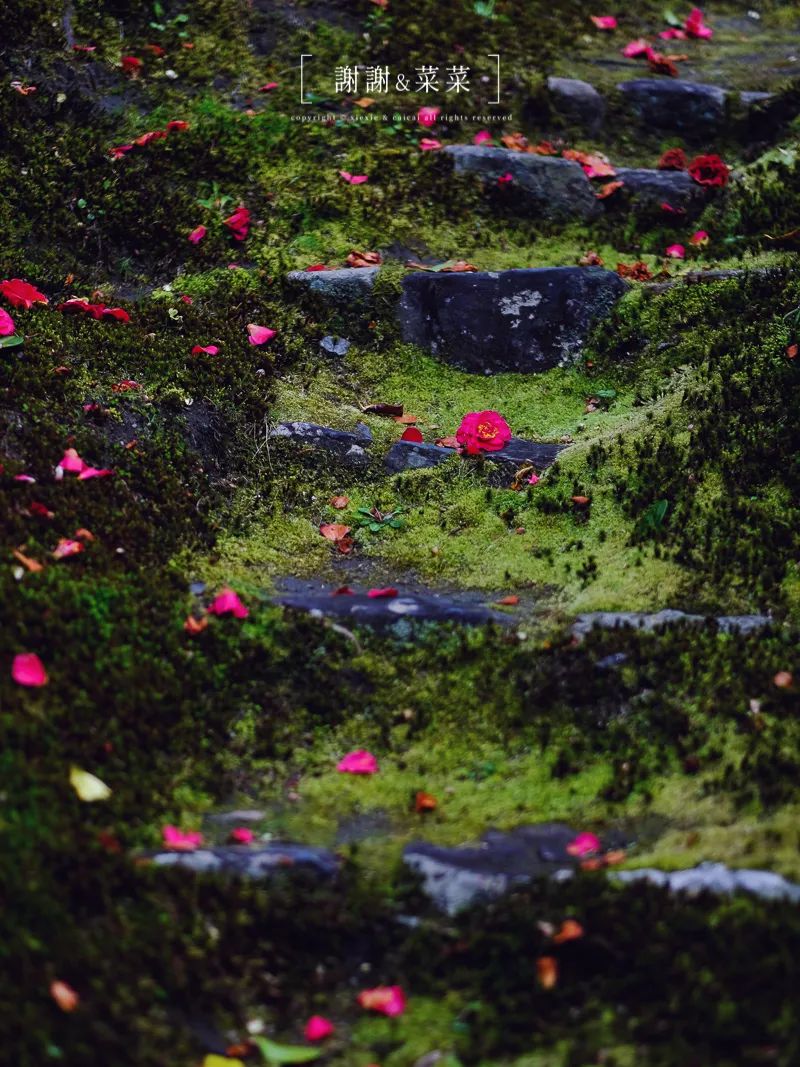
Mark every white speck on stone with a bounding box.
[498,289,542,316]
[387,598,422,615]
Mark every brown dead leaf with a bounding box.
[346,250,382,268]
[435,435,460,449]
[536,956,558,989]
[184,615,209,636]
[363,402,403,416]
[496,595,520,606]
[330,495,349,509]
[415,791,438,813]
[13,548,43,573]
[595,180,624,199]
[440,260,478,273]
[354,97,375,108]
[393,413,419,424]
[578,250,604,267]
[552,919,584,945]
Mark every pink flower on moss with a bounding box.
[78,467,114,480]
[58,448,86,474]
[566,831,601,857]
[259,82,279,92]
[357,986,406,1016]
[304,1016,335,1041]
[419,138,442,151]
[590,15,617,30]
[188,225,207,244]
[208,587,249,618]
[685,6,712,38]
[337,750,378,775]
[0,308,15,335]
[690,230,709,246]
[12,652,48,687]
[658,27,687,39]
[418,106,440,127]
[162,825,203,851]
[473,129,493,145]
[191,344,219,355]
[621,38,650,57]
[455,410,512,455]
[666,243,685,259]
[247,323,277,346]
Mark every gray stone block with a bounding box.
[618,78,728,137]
[397,267,627,373]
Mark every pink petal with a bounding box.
[527,472,540,485]
[13,474,36,483]
[357,985,406,1016]
[58,448,86,473]
[258,82,279,92]
[337,749,378,775]
[162,825,203,851]
[304,1016,335,1041]
[690,229,709,245]
[658,28,687,39]
[419,138,443,151]
[497,172,513,185]
[339,170,369,184]
[53,538,84,560]
[666,243,685,259]
[418,106,440,127]
[191,345,219,355]
[188,225,207,244]
[590,15,617,29]
[77,467,114,479]
[247,323,277,346]
[621,38,651,58]
[566,831,601,857]
[208,587,249,618]
[367,587,398,598]
[0,308,15,336]
[473,129,493,145]
[229,827,255,844]
[12,652,48,687]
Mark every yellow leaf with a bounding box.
[69,766,111,802]
[203,1057,245,1067]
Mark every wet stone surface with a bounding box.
[386,436,565,484]
[616,862,800,902]
[614,167,707,210]
[546,76,606,135]
[149,843,340,879]
[572,609,772,640]
[444,145,601,220]
[286,265,380,304]
[397,267,627,373]
[273,579,513,629]
[267,420,372,468]
[618,78,728,139]
[404,823,622,915]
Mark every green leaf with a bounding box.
[174,12,190,21]
[369,522,382,532]
[252,1036,321,1065]
[473,0,496,17]
[389,518,404,528]
[595,389,617,400]
[153,0,164,15]
[0,334,23,349]
[663,8,681,26]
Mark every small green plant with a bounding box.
[356,505,405,533]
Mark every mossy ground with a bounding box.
[3,0,800,1064]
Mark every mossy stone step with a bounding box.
[398,266,627,373]
[386,435,565,483]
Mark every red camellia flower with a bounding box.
[224,206,250,241]
[0,278,48,309]
[120,55,143,74]
[687,153,730,187]
[455,410,512,455]
[657,147,687,171]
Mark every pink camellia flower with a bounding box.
[77,467,114,480]
[229,827,255,844]
[418,106,440,127]
[162,825,203,851]
[666,243,685,259]
[690,229,709,246]
[0,308,15,335]
[339,170,369,184]
[456,410,512,455]
[224,205,250,241]
[621,38,650,58]
[58,448,86,474]
[208,587,249,618]
[497,172,513,185]
[590,15,617,29]
[357,986,406,1017]
[12,652,48,687]
[473,129,493,145]
[191,345,219,355]
[0,278,48,309]
[304,1016,335,1041]
[658,27,687,39]
[258,82,279,92]
[419,138,443,151]
[247,323,277,346]
[685,6,712,38]
[337,750,379,775]
[188,225,207,244]
[566,831,601,857]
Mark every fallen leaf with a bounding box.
[330,495,349,509]
[12,549,43,573]
[595,180,624,199]
[320,523,351,542]
[362,402,403,416]
[415,791,438,812]
[50,980,79,1012]
[536,956,558,989]
[183,614,209,635]
[69,766,111,802]
[496,595,520,606]
[552,919,584,944]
